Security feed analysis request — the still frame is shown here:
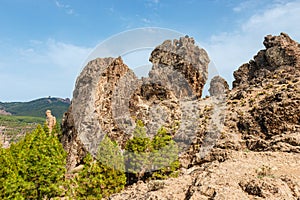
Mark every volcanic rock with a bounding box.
[61,36,210,170]
[209,75,229,97]
[230,33,300,153]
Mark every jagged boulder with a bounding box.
[61,36,210,171]
[209,75,229,97]
[230,33,300,153]
[61,33,300,200]
[233,33,300,88]
[149,36,209,98]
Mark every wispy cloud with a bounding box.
[54,0,75,15]
[233,0,258,12]
[206,0,300,86]
[141,18,151,24]
[145,0,160,9]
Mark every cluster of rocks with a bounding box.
[61,33,300,199]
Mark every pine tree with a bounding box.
[124,123,180,183]
[97,135,124,172]
[0,147,26,199]
[97,135,126,196]
[74,136,126,199]
[151,127,180,179]
[73,154,104,199]
[0,125,67,199]
[124,120,152,183]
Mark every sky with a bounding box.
[0,0,300,102]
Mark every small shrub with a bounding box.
[256,165,274,178]
[74,135,126,199]
[124,121,180,184]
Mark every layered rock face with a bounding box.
[62,33,300,199]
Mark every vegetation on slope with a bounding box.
[0,115,45,143]
[125,120,180,184]
[0,119,180,199]
[0,97,70,120]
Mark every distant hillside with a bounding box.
[0,115,45,145]
[0,97,70,119]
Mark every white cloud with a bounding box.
[206,0,300,87]
[45,39,92,71]
[141,18,151,24]
[145,0,160,9]
[54,0,75,15]
[233,0,258,12]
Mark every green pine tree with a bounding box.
[0,147,26,199]
[124,120,152,183]
[73,136,126,199]
[97,135,124,172]
[0,125,67,199]
[97,135,126,196]
[73,154,104,199]
[124,123,180,183]
[151,127,180,179]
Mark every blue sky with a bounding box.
[0,0,300,101]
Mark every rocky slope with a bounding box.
[62,33,300,199]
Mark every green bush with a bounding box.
[124,120,152,183]
[74,136,126,199]
[151,127,180,179]
[125,121,180,183]
[0,125,67,199]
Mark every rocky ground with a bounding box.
[109,151,300,199]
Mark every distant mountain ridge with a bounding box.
[0,97,70,119]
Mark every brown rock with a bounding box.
[61,36,210,170]
[45,109,56,133]
[209,75,229,97]
[230,33,300,153]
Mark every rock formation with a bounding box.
[61,36,210,170]
[230,33,300,153]
[209,75,229,97]
[62,33,300,199]
[110,33,300,200]
[45,110,56,132]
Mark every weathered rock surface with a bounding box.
[61,36,210,170]
[45,110,56,133]
[149,36,209,98]
[230,33,300,153]
[209,75,229,97]
[62,33,300,199]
